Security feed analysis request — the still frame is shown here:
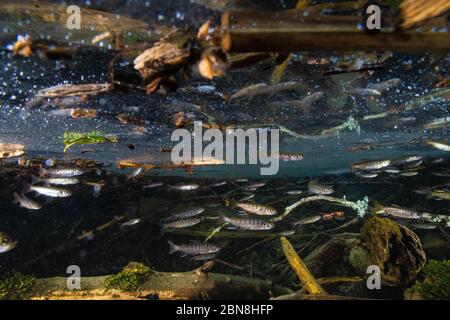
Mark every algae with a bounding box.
[0,272,35,300]
[104,262,153,292]
[404,260,450,300]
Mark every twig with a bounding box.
[280,236,328,295]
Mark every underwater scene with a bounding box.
[0,0,449,301]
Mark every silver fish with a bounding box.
[230,81,301,100]
[12,192,42,210]
[425,140,450,152]
[235,202,277,216]
[286,190,303,195]
[0,232,17,254]
[383,207,421,219]
[121,218,141,227]
[143,182,164,189]
[352,159,390,171]
[211,181,227,187]
[40,167,84,177]
[168,240,221,256]
[357,172,378,178]
[168,183,200,191]
[162,217,202,233]
[222,215,274,230]
[367,78,401,93]
[191,253,218,261]
[308,180,334,195]
[292,215,322,226]
[171,207,205,220]
[239,193,255,201]
[32,175,79,185]
[401,171,419,177]
[23,183,72,198]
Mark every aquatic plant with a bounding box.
[104,262,153,291]
[63,131,118,153]
[404,260,450,300]
[0,272,35,300]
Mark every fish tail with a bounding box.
[167,240,179,255]
[22,183,32,195]
[424,187,433,199]
[12,192,20,204]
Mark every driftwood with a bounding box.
[16,263,292,300]
[220,10,450,53]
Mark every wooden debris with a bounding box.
[37,84,113,98]
[400,0,450,30]
[70,109,97,119]
[280,236,328,295]
[0,142,25,159]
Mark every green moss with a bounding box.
[405,260,450,300]
[0,272,35,300]
[104,262,153,292]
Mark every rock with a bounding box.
[349,216,426,285]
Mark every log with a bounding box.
[220,10,450,53]
[5,263,292,300]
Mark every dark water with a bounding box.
[0,0,449,299]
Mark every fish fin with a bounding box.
[167,240,178,255]
[22,183,32,194]
[12,192,20,204]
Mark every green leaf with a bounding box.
[62,131,117,153]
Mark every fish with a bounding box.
[210,181,227,187]
[345,88,381,96]
[352,159,390,171]
[416,188,450,201]
[292,215,322,226]
[410,223,438,230]
[423,116,450,130]
[31,175,80,185]
[381,207,422,219]
[384,168,400,174]
[400,171,419,177]
[221,215,274,230]
[12,192,42,210]
[235,178,249,183]
[170,207,205,220]
[239,193,255,201]
[308,180,334,195]
[245,182,266,189]
[286,190,303,195]
[168,183,200,191]
[121,218,141,228]
[22,183,72,198]
[143,182,164,189]
[40,167,85,177]
[126,167,144,180]
[278,152,305,161]
[161,217,202,234]
[356,172,378,178]
[168,240,221,256]
[425,140,450,151]
[278,230,295,236]
[0,232,18,254]
[270,92,324,111]
[395,155,423,164]
[235,202,277,216]
[367,78,401,93]
[229,81,301,100]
